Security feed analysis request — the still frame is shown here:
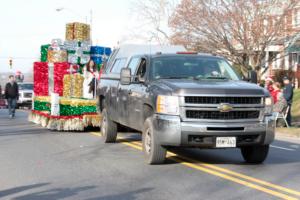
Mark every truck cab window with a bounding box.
[111,58,127,73]
[127,57,141,75]
[135,58,146,81]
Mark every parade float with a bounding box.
[29,22,111,131]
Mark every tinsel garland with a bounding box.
[60,104,96,116]
[33,96,97,106]
[33,98,97,116]
[29,110,101,131]
[59,98,96,106]
[34,101,51,111]
[34,96,51,102]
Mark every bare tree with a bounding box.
[169,0,299,75]
[129,0,179,44]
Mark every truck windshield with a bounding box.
[18,83,33,90]
[150,56,240,81]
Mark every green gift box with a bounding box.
[40,44,50,62]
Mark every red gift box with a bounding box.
[54,62,70,96]
[33,62,70,96]
[34,62,48,96]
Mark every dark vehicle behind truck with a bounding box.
[98,47,274,164]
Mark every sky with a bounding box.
[0,0,144,74]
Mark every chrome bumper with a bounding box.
[153,114,275,147]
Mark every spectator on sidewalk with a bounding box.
[273,93,287,114]
[265,77,274,93]
[4,75,19,118]
[270,82,282,104]
[283,76,293,127]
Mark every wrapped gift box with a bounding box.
[33,62,70,96]
[40,44,50,62]
[65,40,91,65]
[63,73,84,98]
[34,62,49,96]
[48,49,68,63]
[66,22,90,41]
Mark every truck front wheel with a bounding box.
[101,108,117,143]
[241,145,269,164]
[142,117,167,164]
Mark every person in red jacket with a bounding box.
[270,82,282,104]
[265,77,274,93]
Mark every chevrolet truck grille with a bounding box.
[185,110,260,120]
[185,96,262,105]
[24,93,32,98]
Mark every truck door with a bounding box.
[109,58,127,122]
[117,57,141,126]
[128,57,148,130]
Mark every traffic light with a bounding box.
[9,58,12,68]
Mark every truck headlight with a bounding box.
[264,97,273,115]
[156,95,180,115]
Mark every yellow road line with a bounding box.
[127,140,300,197]
[120,140,298,200]
[90,132,299,200]
[90,132,102,137]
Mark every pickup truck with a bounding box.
[98,51,275,164]
[17,82,33,108]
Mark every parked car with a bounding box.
[17,82,33,107]
[97,45,275,164]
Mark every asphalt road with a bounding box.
[0,109,300,200]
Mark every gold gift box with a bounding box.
[66,22,91,41]
[63,74,84,98]
[47,49,67,63]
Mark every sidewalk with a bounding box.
[276,127,300,138]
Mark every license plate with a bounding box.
[216,137,236,148]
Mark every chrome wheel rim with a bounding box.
[145,128,151,154]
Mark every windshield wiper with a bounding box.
[205,76,229,80]
[193,76,230,80]
[159,76,189,79]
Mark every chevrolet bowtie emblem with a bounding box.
[218,103,233,112]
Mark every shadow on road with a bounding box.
[85,188,153,200]
[0,183,49,198]
[11,185,96,200]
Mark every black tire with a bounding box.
[101,108,117,143]
[241,145,269,164]
[142,117,166,164]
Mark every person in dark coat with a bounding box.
[282,77,293,127]
[4,75,19,118]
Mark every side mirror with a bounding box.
[120,68,131,85]
[243,70,258,84]
[248,70,258,84]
